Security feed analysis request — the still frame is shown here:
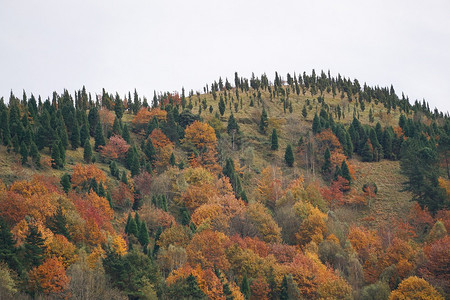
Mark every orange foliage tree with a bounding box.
[250,276,270,300]
[257,166,283,210]
[389,276,444,300]
[71,164,107,190]
[28,257,70,296]
[132,107,152,133]
[99,135,130,160]
[246,202,282,243]
[186,230,231,271]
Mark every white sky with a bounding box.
[1,0,449,112]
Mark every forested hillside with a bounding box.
[0,70,448,299]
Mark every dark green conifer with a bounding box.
[60,173,71,193]
[240,274,250,300]
[71,120,80,149]
[83,139,92,163]
[29,141,40,167]
[19,141,28,164]
[271,129,278,150]
[138,223,150,246]
[24,224,46,268]
[169,153,176,166]
[284,144,294,167]
[218,96,226,116]
[341,160,351,184]
[122,124,131,143]
[322,148,331,173]
[259,107,268,134]
[51,141,62,169]
[94,121,105,150]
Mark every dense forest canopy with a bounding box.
[0,70,448,299]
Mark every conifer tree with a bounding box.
[312,113,321,134]
[114,95,124,119]
[127,146,140,176]
[98,181,106,197]
[223,158,242,197]
[138,223,150,246]
[71,120,80,149]
[112,117,122,136]
[24,224,46,268]
[240,274,250,300]
[361,139,374,162]
[0,217,21,272]
[94,121,106,150]
[271,129,278,150]
[19,141,28,164]
[59,140,66,166]
[341,160,351,184]
[322,148,331,173]
[169,153,176,166]
[121,170,128,185]
[285,144,294,167]
[80,123,89,146]
[218,96,226,116]
[259,107,268,134]
[280,275,289,300]
[47,206,69,239]
[127,215,138,237]
[60,173,71,193]
[83,139,92,163]
[122,124,131,143]
[302,105,308,118]
[51,141,62,169]
[29,141,40,167]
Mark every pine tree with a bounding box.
[322,148,331,173]
[240,274,250,300]
[138,223,150,246]
[341,160,351,184]
[259,107,268,134]
[361,139,374,162]
[125,213,133,234]
[98,181,106,197]
[227,113,240,134]
[280,275,289,300]
[218,96,226,116]
[285,144,294,167]
[51,141,62,169]
[60,173,71,193]
[59,140,66,166]
[71,120,80,149]
[302,105,308,118]
[94,121,105,150]
[121,170,128,185]
[312,113,321,134]
[19,141,28,164]
[144,138,156,162]
[80,123,89,146]
[127,146,140,176]
[29,141,40,167]
[271,129,278,150]
[47,206,69,239]
[24,224,46,268]
[122,124,131,143]
[0,217,21,272]
[112,117,122,136]
[114,95,124,119]
[83,139,92,163]
[223,158,242,197]
[185,274,206,299]
[169,153,176,166]
[127,215,138,237]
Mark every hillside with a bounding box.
[0,71,448,299]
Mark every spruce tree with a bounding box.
[114,95,124,119]
[144,138,156,162]
[271,129,278,150]
[218,96,226,116]
[280,275,289,300]
[240,274,250,300]
[138,223,150,246]
[127,216,138,237]
[341,160,351,184]
[361,139,374,162]
[112,117,122,136]
[24,224,46,268]
[122,124,131,143]
[227,113,239,134]
[80,123,89,146]
[0,217,21,272]
[29,141,40,167]
[98,181,106,197]
[59,140,66,166]
[125,213,133,234]
[259,107,268,134]
[47,206,69,239]
[51,141,62,169]
[121,170,128,185]
[60,173,71,193]
[312,113,321,134]
[302,105,308,118]
[19,141,28,164]
[71,120,80,149]
[94,121,106,150]
[83,139,92,163]
[284,144,294,167]
[169,153,176,166]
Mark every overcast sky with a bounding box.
[1,0,449,112]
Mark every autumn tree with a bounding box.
[389,276,444,300]
[27,257,70,297]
